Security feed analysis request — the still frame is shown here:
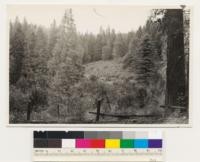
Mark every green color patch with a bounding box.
[120,139,134,148]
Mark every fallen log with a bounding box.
[160,105,186,109]
[89,112,160,118]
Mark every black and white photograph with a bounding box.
[8,5,190,124]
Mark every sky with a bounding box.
[8,5,154,34]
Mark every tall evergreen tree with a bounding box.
[9,18,25,85]
[21,28,36,86]
[19,26,48,120]
[48,9,84,115]
[94,34,103,61]
[102,43,112,60]
[33,27,49,87]
[131,35,156,108]
[48,20,58,58]
[112,33,127,58]
[134,34,155,86]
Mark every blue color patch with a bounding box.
[134,139,148,148]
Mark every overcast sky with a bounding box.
[8,5,154,34]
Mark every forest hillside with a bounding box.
[9,8,189,124]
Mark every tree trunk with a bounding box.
[96,99,102,122]
[105,91,112,111]
[166,9,186,107]
[57,104,60,119]
[27,102,32,121]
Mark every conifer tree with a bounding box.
[48,9,84,116]
[134,34,155,86]
[9,18,25,84]
[131,35,156,108]
[112,34,127,58]
[102,43,112,60]
[48,20,58,58]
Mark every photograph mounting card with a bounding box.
[8,4,191,126]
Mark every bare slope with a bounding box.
[84,59,132,83]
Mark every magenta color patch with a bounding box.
[76,139,91,148]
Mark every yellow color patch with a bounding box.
[105,139,120,148]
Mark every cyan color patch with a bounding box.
[134,139,148,148]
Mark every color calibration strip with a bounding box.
[33,131,164,162]
[34,131,162,149]
[35,138,162,149]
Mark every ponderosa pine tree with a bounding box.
[48,9,84,118]
[123,32,140,69]
[21,26,48,121]
[9,19,28,122]
[135,35,155,85]
[10,19,49,121]
[102,43,112,60]
[48,20,58,58]
[112,33,127,58]
[9,18,25,85]
[94,34,104,61]
[21,26,36,84]
[132,35,156,108]
[84,34,96,63]
[33,27,49,87]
